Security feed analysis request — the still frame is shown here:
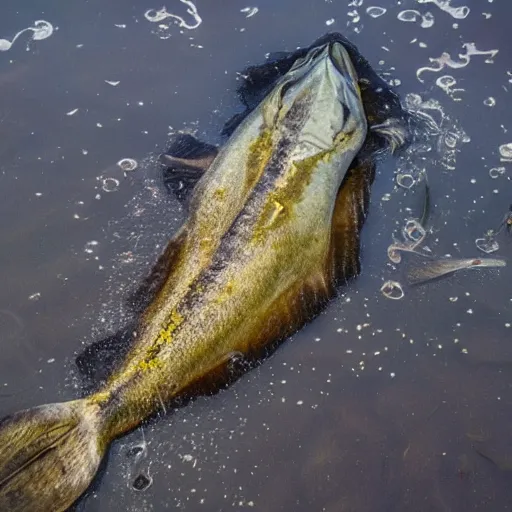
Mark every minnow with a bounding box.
[407,257,506,285]
[0,33,407,511]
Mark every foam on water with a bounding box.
[417,0,470,20]
[398,10,435,28]
[404,93,469,170]
[435,75,464,101]
[417,43,499,82]
[499,143,512,162]
[240,7,259,18]
[0,20,54,52]
[366,6,387,19]
[144,1,202,30]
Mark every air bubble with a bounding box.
[403,220,426,244]
[381,281,404,300]
[483,97,496,107]
[396,173,415,189]
[398,10,419,22]
[489,167,505,179]
[102,177,120,192]
[366,6,386,18]
[126,445,145,459]
[132,473,153,491]
[475,236,499,254]
[240,7,259,18]
[387,244,406,264]
[117,158,138,172]
[444,131,459,148]
[397,9,434,28]
[84,241,99,254]
[499,143,512,161]
[421,12,435,28]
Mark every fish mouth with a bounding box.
[255,38,368,160]
[327,42,358,86]
[288,41,358,88]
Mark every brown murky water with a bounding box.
[1,1,511,510]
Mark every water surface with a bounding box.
[1,1,511,510]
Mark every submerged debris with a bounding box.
[407,257,506,285]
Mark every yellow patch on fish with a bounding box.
[214,280,235,305]
[137,309,184,371]
[251,149,332,244]
[245,129,273,192]
[213,188,226,200]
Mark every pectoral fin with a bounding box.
[160,134,218,200]
[327,158,376,286]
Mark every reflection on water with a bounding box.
[1,0,511,510]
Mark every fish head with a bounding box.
[262,40,368,164]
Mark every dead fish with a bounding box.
[0,33,407,512]
[407,257,506,285]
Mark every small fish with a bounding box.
[407,257,506,285]
[0,33,407,511]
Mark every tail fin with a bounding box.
[0,399,107,512]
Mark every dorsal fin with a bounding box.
[160,134,218,201]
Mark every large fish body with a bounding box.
[0,36,404,511]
